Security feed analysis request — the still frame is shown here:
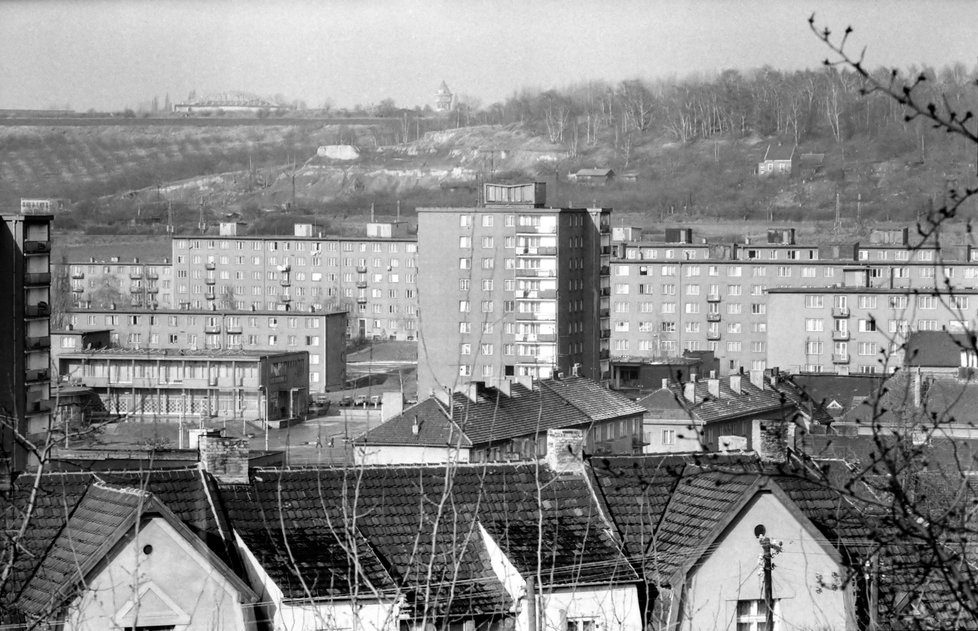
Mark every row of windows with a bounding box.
[174,254,418,269]
[613,338,765,353]
[175,239,417,254]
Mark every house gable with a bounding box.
[675,487,854,631]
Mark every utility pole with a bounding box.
[757,530,781,630]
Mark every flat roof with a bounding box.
[58,347,308,360]
[68,307,346,317]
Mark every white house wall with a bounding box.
[65,518,252,631]
[679,492,855,631]
[354,444,471,466]
[538,586,643,631]
[234,531,401,631]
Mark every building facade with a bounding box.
[58,348,309,423]
[608,227,978,377]
[0,213,53,475]
[66,307,347,391]
[66,256,172,309]
[417,183,611,396]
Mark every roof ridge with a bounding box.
[91,477,152,498]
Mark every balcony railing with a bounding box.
[279,294,292,302]
[832,353,850,364]
[356,281,368,289]
[356,265,368,274]
[146,272,159,280]
[24,273,50,286]
[25,336,50,350]
[23,240,50,254]
[205,262,216,270]
[147,286,159,294]
[205,277,216,285]
[226,325,242,334]
[130,286,142,293]
[25,368,49,382]
[25,303,49,318]
[707,332,721,341]
[832,330,850,341]
[832,307,850,318]
[72,286,85,293]
[706,313,721,322]
[204,325,222,334]
[129,273,143,280]
[205,293,216,301]
[70,271,84,279]
[707,294,721,302]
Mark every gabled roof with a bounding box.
[639,376,794,424]
[575,168,615,177]
[226,462,638,617]
[905,331,971,367]
[2,469,241,610]
[450,377,644,446]
[15,479,254,620]
[354,398,472,448]
[762,143,796,162]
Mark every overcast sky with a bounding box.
[2,0,976,111]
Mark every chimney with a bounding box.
[381,391,403,421]
[749,369,765,390]
[729,375,742,395]
[545,429,585,475]
[411,416,420,435]
[683,382,697,403]
[913,367,922,408]
[198,434,250,484]
[661,378,669,390]
[707,378,720,400]
[752,419,795,464]
[498,379,511,397]
[465,382,480,403]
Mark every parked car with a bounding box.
[369,394,382,407]
[338,395,354,407]
[353,394,368,407]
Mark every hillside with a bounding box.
[2,117,977,238]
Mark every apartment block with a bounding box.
[417,182,611,397]
[66,256,172,309]
[169,222,418,340]
[608,227,978,376]
[0,213,53,475]
[58,348,309,422]
[66,307,347,391]
[767,285,978,375]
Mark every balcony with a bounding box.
[204,325,222,334]
[515,268,556,279]
[356,265,368,274]
[832,307,850,318]
[706,313,721,322]
[205,293,216,301]
[129,272,143,280]
[356,281,368,289]
[26,400,52,415]
[600,287,611,296]
[205,277,216,285]
[599,308,610,317]
[707,294,721,302]
[832,353,850,364]
[71,271,85,279]
[25,303,49,318]
[599,349,610,359]
[24,273,50,286]
[71,286,85,293]
[538,333,557,343]
[147,286,159,294]
[600,329,611,339]
[357,297,368,305]
[599,265,610,275]
[23,240,50,254]
[227,325,242,334]
[279,294,292,303]
[205,262,216,270]
[832,330,850,341]
[130,286,142,293]
[146,272,159,280]
[25,336,50,351]
[707,332,721,341]
[280,278,291,287]
[25,368,49,383]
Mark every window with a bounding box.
[806,340,823,355]
[661,429,676,445]
[805,318,824,332]
[805,295,824,308]
[751,303,766,315]
[482,215,493,227]
[459,322,471,334]
[685,321,700,333]
[858,341,877,355]
[459,236,472,249]
[481,236,494,248]
[917,295,936,310]
[737,599,777,631]
[858,318,877,332]
[460,343,471,355]
[459,300,470,312]
[859,295,878,309]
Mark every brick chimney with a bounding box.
[545,429,585,475]
[752,419,795,463]
[683,382,697,403]
[199,434,250,484]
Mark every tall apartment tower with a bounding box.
[0,213,52,478]
[417,183,611,397]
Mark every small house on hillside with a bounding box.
[757,144,797,176]
[572,168,615,186]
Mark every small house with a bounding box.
[573,168,615,186]
[757,144,797,176]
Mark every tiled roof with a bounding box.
[2,468,239,609]
[16,482,150,617]
[231,462,637,617]
[575,168,614,177]
[641,377,794,424]
[354,398,472,448]
[450,377,643,446]
[844,373,978,428]
[762,143,796,162]
[905,331,971,367]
